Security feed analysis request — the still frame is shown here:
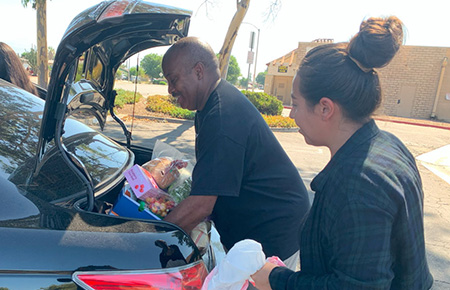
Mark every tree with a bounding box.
[256,71,266,85]
[217,0,250,79]
[140,53,163,79]
[21,47,37,73]
[216,54,241,85]
[22,0,48,89]
[225,55,241,85]
[239,77,248,88]
[47,46,55,60]
[129,67,138,77]
[201,0,281,79]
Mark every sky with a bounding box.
[1,0,449,78]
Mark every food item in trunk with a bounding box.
[168,174,192,204]
[144,193,176,218]
[142,157,187,189]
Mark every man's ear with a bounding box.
[193,62,205,80]
[318,97,335,121]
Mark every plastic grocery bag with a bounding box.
[147,140,194,202]
[190,220,211,255]
[201,239,266,290]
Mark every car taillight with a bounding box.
[73,261,208,290]
[98,0,130,22]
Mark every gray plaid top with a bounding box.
[270,120,433,289]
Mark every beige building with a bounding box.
[265,40,450,122]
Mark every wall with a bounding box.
[265,41,450,121]
[379,46,450,121]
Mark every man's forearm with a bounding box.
[164,195,217,234]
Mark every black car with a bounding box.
[0,1,215,288]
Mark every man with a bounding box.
[162,37,310,268]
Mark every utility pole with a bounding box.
[246,31,255,90]
[243,22,260,92]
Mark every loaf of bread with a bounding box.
[142,157,180,189]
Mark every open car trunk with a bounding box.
[35,0,191,211]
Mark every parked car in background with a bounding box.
[0,0,215,288]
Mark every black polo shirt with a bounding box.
[191,80,310,260]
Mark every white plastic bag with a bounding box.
[150,140,194,201]
[201,239,266,290]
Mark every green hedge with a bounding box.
[152,79,167,85]
[241,90,283,116]
[114,89,143,108]
[146,94,296,127]
[146,95,195,120]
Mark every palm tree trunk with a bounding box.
[36,0,48,89]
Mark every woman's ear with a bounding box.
[318,97,335,121]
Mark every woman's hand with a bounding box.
[251,262,278,290]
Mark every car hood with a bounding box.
[37,0,191,160]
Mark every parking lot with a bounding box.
[108,81,450,288]
[100,110,450,288]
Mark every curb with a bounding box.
[124,115,194,125]
[283,107,450,131]
[373,117,450,131]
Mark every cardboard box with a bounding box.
[123,164,160,200]
[109,184,161,220]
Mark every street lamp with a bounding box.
[242,22,260,92]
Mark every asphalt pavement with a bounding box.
[109,82,450,288]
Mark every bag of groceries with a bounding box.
[146,140,193,203]
[120,140,193,218]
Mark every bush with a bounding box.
[152,79,167,85]
[114,89,143,108]
[144,95,296,127]
[146,95,195,120]
[262,114,297,128]
[241,90,283,116]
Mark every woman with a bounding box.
[0,42,38,95]
[252,16,433,289]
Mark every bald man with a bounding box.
[162,37,310,268]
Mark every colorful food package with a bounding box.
[123,164,161,200]
[109,182,161,220]
[143,192,176,218]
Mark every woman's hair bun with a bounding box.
[347,16,404,71]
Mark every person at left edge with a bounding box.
[0,42,38,95]
[161,36,311,269]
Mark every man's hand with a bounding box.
[164,195,217,234]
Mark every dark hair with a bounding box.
[297,16,404,122]
[0,42,38,95]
